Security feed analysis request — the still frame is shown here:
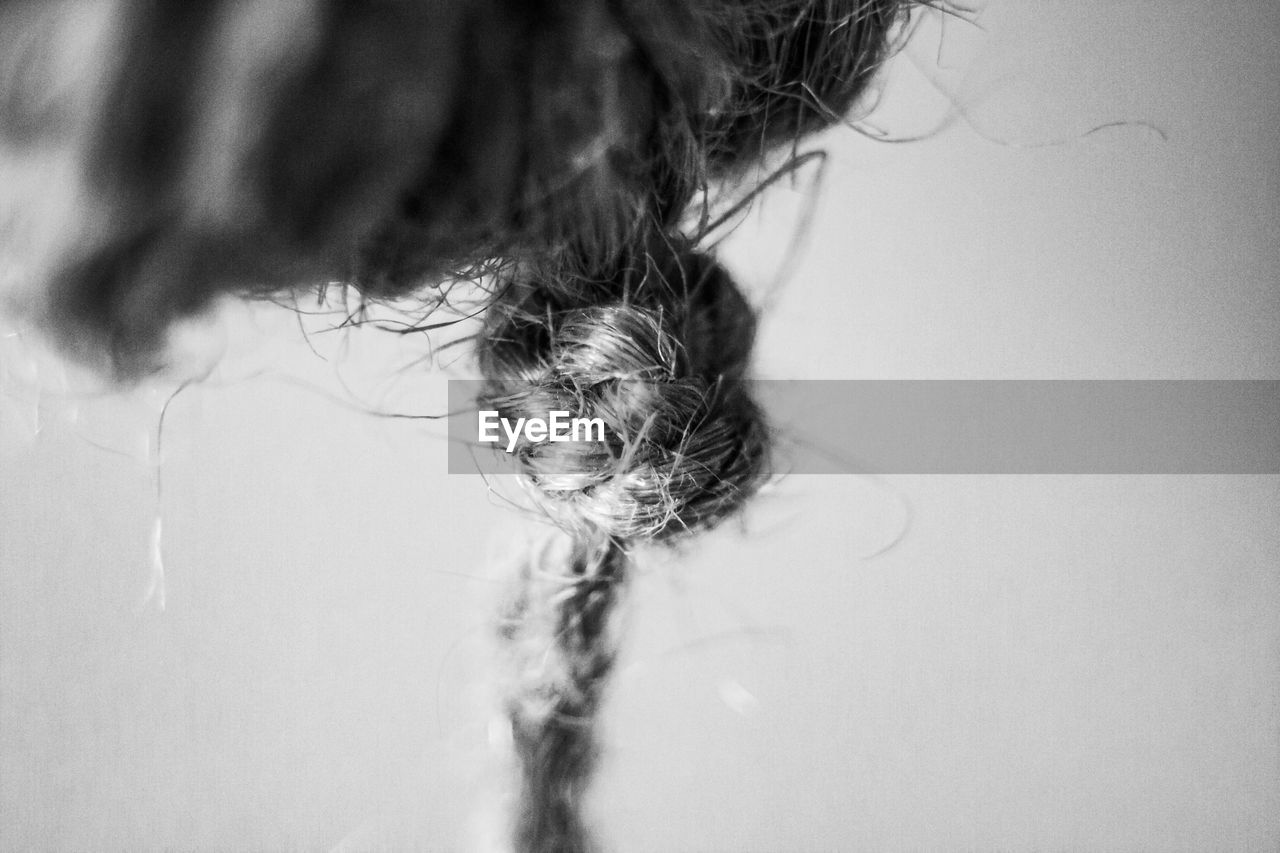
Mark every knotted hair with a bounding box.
[480,239,772,850]
[478,240,768,540]
[4,0,924,849]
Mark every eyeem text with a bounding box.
[478,410,606,453]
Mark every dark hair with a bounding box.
[10,1,923,848]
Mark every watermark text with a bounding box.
[478,410,606,453]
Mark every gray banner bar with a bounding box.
[447,380,1280,474]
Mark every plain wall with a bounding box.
[2,1,1278,850]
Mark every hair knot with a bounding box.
[478,247,770,541]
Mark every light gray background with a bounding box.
[2,1,1278,850]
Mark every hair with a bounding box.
[4,0,925,848]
